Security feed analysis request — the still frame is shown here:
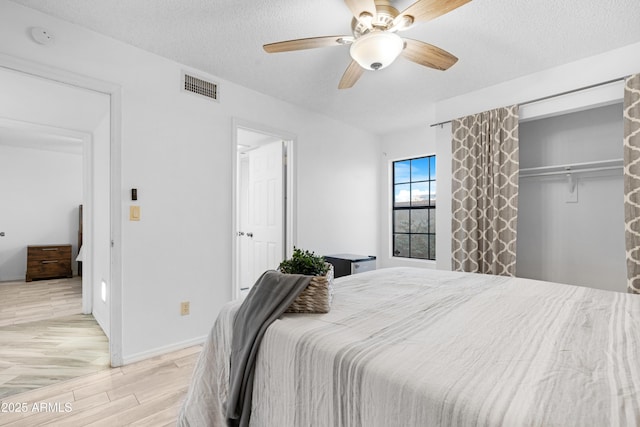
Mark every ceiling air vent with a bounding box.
[182,71,219,102]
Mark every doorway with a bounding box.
[0,67,110,327]
[233,121,296,298]
[0,57,123,367]
[0,68,114,397]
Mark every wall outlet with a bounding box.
[180,301,190,316]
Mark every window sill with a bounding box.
[384,257,437,269]
[392,256,436,263]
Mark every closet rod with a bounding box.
[519,158,623,174]
[520,165,622,178]
[429,76,627,128]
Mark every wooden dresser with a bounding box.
[26,244,73,282]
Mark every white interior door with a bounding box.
[245,140,284,288]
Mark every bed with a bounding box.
[178,267,640,426]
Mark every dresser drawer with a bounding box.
[27,245,72,261]
[26,259,72,279]
[26,244,73,282]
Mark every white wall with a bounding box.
[299,120,379,257]
[378,111,454,271]
[0,144,82,281]
[432,41,640,280]
[378,117,451,271]
[517,103,626,292]
[0,1,380,362]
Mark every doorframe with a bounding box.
[0,53,124,367]
[231,118,297,299]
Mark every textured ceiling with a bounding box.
[10,0,640,134]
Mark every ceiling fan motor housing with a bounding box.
[351,0,400,38]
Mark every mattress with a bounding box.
[178,267,640,426]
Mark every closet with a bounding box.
[516,103,626,292]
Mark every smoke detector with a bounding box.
[30,27,55,45]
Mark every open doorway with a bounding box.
[0,58,119,396]
[232,121,296,298]
[0,67,111,326]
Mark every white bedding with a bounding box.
[178,267,640,426]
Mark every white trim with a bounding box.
[231,119,297,300]
[121,335,207,365]
[0,53,120,95]
[0,53,124,367]
[519,80,624,123]
[108,87,123,367]
[81,133,93,315]
[0,117,88,144]
[285,139,296,260]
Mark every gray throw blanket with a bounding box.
[225,270,312,427]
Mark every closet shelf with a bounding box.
[519,159,623,178]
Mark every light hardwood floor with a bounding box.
[0,345,201,426]
[0,314,110,398]
[0,277,110,399]
[0,277,82,327]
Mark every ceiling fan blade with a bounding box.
[338,61,365,89]
[394,0,471,26]
[401,38,458,70]
[344,0,377,21]
[264,36,352,53]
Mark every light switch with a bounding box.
[130,205,140,221]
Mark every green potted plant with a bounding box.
[278,247,329,276]
[278,247,333,313]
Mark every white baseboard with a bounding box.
[121,335,207,365]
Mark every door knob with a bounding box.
[237,231,245,236]
[247,232,254,238]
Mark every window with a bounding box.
[392,155,436,260]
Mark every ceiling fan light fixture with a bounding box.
[349,31,404,71]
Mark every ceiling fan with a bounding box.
[263,0,472,89]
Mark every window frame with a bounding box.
[391,155,436,261]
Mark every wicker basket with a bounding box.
[285,264,334,313]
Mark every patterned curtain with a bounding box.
[451,105,519,276]
[624,74,640,294]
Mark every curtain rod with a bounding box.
[429,76,627,128]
